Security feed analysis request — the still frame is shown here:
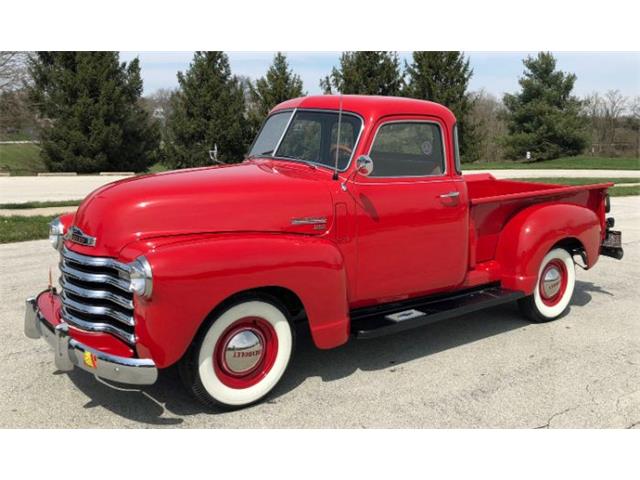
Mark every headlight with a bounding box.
[49,217,65,250]
[128,256,153,298]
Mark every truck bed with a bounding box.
[463,173,611,264]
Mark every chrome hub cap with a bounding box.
[223,329,264,375]
[542,266,562,298]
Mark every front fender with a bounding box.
[127,234,349,368]
[495,203,602,294]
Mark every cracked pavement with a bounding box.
[0,197,638,428]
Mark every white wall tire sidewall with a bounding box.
[533,248,575,319]
[197,301,292,407]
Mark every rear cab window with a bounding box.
[368,121,446,177]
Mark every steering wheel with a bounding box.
[329,144,353,159]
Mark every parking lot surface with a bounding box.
[0,175,132,203]
[0,197,638,428]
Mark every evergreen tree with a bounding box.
[404,51,480,162]
[320,52,404,95]
[248,52,304,132]
[165,51,249,168]
[28,52,160,173]
[502,52,588,160]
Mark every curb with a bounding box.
[37,172,77,176]
[99,172,135,176]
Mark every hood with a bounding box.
[70,160,334,257]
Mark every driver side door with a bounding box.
[352,116,468,305]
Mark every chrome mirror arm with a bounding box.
[340,155,374,191]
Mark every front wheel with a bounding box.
[180,296,294,409]
[518,247,576,323]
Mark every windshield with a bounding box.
[249,110,362,171]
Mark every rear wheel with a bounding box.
[180,296,294,409]
[518,247,576,323]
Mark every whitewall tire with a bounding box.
[180,296,294,409]
[518,248,576,323]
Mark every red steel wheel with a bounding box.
[519,247,576,323]
[538,259,568,307]
[213,317,279,389]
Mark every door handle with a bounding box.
[439,191,460,199]
[439,191,460,206]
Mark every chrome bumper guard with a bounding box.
[24,295,158,385]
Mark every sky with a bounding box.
[119,51,640,99]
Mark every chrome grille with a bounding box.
[59,246,136,344]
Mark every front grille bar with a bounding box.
[60,291,134,327]
[60,261,132,292]
[61,307,136,345]
[59,246,136,346]
[59,276,133,309]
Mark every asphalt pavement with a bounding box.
[0,197,638,428]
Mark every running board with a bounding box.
[351,286,525,340]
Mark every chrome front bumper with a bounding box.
[24,295,158,385]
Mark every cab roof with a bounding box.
[272,95,457,125]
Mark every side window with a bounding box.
[369,122,445,177]
[453,124,461,174]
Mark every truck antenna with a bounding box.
[332,93,343,180]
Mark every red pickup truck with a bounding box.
[25,95,623,409]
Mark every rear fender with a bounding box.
[128,234,349,368]
[495,203,601,294]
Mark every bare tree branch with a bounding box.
[0,51,29,92]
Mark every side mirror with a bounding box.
[356,155,374,177]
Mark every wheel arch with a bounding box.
[496,203,601,294]
[134,233,350,368]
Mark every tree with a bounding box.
[468,89,507,162]
[165,51,249,168]
[0,88,39,137]
[502,52,588,161]
[248,52,304,133]
[404,51,480,162]
[320,51,403,95]
[627,96,640,158]
[0,51,29,92]
[602,89,627,148]
[28,52,160,172]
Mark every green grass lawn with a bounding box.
[0,214,60,244]
[608,185,640,197]
[0,143,46,175]
[463,156,640,170]
[513,177,640,197]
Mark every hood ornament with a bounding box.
[66,226,96,247]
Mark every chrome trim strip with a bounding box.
[364,119,449,179]
[60,276,133,309]
[62,246,131,274]
[60,260,131,292]
[291,216,328,226]
[60,291,134,326]
[61,307,136,345]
